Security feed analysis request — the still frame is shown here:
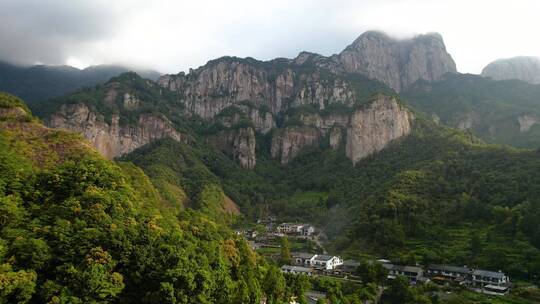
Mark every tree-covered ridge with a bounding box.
[0,93,293,303]
[33,72,187,130]
[403,73,540,148]
[255,116,540,282]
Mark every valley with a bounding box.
[2,28,540,304]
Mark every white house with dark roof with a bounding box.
[472,269,509,287]
[292,252,317,266]
[383,263,424,283]
[312,255,343,270]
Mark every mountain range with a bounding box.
[0,61,160,105]
[3,30,540,303]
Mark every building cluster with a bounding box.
[236,222,317,244]
[381,261,510,295]
[280,254,511,296]
[276,223,316,237]
[281,252,361,277]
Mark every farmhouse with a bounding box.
[472,269,509,287]
[383,264,424,283]
[277,223,315,236]
[292,252,317,266]
[281,265,314,276]
[426,264,471,284]
[337,260,360,274]
[312,255,343,270]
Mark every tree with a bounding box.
[355,261,387,286]
[380,277,414,304]
[469,231,483,257]
[280,237,291,265]
[263,267,286,304]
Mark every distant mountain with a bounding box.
[0,61,161,104]
[481,56,540,84]
[403,73,540,148]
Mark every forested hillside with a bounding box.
[403,73,540,148]
[33,67,540,287]
[0,92,303,303]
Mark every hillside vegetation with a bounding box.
[0,93,303,303]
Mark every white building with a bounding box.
[312,255,343,270]
[292,252,317,266]
[472,269,509,287]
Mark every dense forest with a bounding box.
[4,63,540,303]
[0,93,310,303]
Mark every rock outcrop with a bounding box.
[271,127,320,164]
[482,56,540,84]
[158,59,357,121]
[518,114,539,132]
[208,127,257,169]
[271,95,412,164]
[48,103,184,159]
[336,31,457,92]
[345,95,412,164]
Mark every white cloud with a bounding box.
[1,0,539,74]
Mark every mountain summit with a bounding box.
[337,31,457,92]
[481,56,540,84]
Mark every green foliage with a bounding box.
[280,237,291,265]
[403,73,540,148]
[0,100,286,303]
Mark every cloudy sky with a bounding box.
[0,0,539,74]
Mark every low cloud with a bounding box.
[0,0,539,74]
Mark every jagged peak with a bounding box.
[345,30,446,51]
[293,51,327,65]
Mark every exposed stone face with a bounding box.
[482,56,540,84]
[337,31,456,92]
[455,112,479,130]
[329,127,343,150]
[346,95,412,164]
[271,127,320,164]
[48,103,184,159]
[123,92,141,110]
[518,114,539,132]
[159,60,358,121]
[208,127,257,169]
[271,95,412,164]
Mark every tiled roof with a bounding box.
[473,269,506,279]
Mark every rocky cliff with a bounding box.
[48,103,184,159]
[208,127,257,169]
[345,95,412,164]
[158,58,358,121]
[336,31,457,92]
[45,30,440,167]
[482,56,540,84]
[270,95,412,164]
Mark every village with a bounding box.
[236,220,512,299]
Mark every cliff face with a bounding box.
[158,60,357,121]
[270,95,412,164]
[482,56,540,84]
[46,31,440,167]
[337,31,457,92]
[48,103,184,159]
[208,127,257,169]
[271,127,320,164]
[345,95,412,164]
